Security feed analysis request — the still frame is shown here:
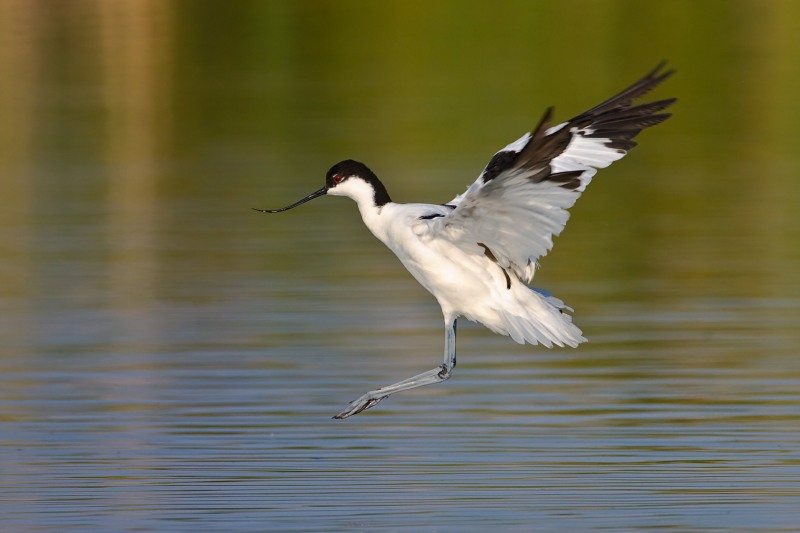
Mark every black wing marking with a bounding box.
[480,62,675,187]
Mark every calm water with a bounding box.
[2,1,800,531]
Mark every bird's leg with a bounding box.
[333,320,457,419]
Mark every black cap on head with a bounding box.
[326,160,391,206]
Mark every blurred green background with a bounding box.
[2,1,798,321]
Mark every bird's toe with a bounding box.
[333,394,385,419]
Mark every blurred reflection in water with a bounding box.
[1,1,799,532]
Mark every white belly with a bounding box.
[364,204,585,348]
[390,232,510,323]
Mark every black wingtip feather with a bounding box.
[532,106,555,139]
[587,112,673,134]
[591,98,676,124]
[576,62,675,121]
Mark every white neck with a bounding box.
[327,178,390,240]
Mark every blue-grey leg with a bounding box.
[333,319,458,419]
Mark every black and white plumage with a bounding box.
[257,63,675,419]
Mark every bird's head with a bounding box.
[254,160,391,213]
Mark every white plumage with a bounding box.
[257,63,676,419]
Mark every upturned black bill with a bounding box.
[253,187,327,213]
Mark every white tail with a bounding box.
[493,286,586,348]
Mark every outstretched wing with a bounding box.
[430,62,676,282]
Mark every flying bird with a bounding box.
[257,63,675,419]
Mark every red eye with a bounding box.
[333,174,344,184]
